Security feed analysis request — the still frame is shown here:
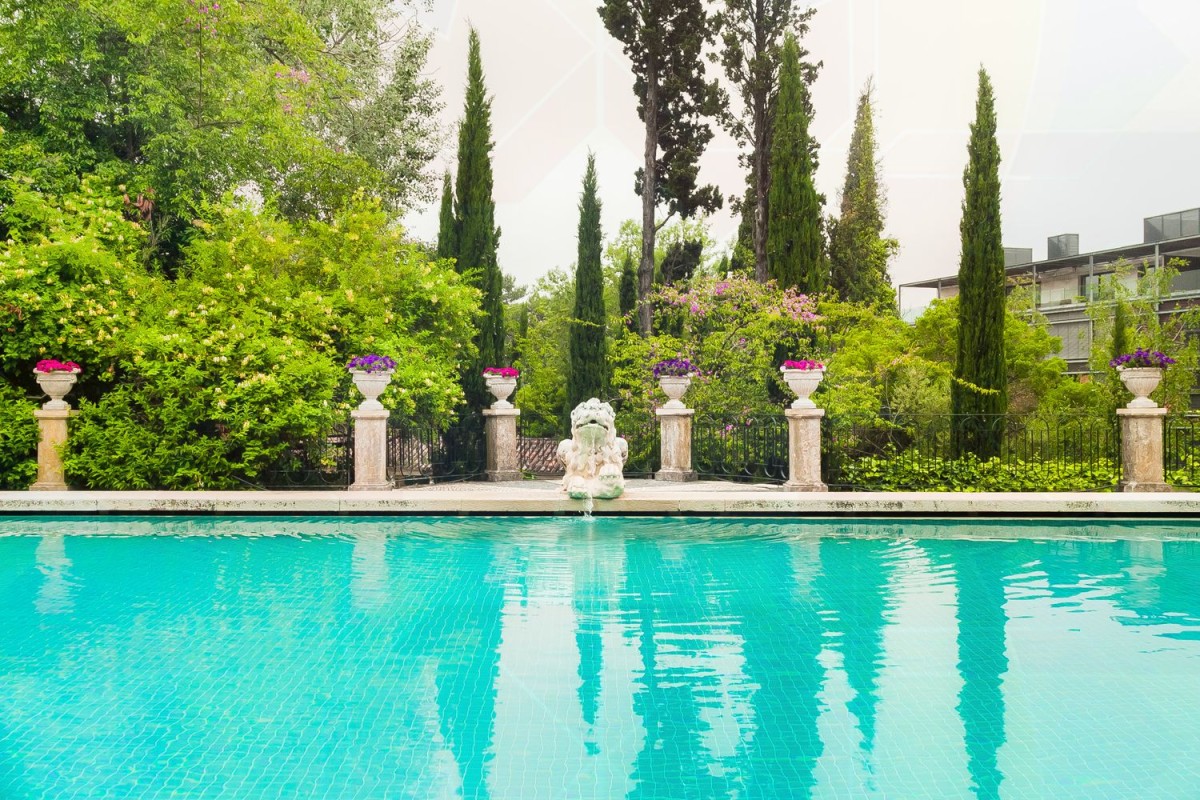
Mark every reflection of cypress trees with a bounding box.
[945,541,1012,800]
[816,538,891,753]
[624,539,732,799]
[434,543,504,800]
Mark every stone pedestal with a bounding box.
[351,407,391,491]
[655,407,696,482]
[484,407,521,482]
[31,408,74,491]
[783,407,826,492]
[1118,406,1169,492]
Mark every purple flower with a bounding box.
[347,354,396,374]
[1110,348,1175,369]
[652,358,696,378]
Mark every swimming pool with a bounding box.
[1,516,1198,799]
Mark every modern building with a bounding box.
[900,207,1200,376]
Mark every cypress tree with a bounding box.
[619,253,638,332]
[436,171,456,260]
[454,26,505,372]
[566,154,608,417]
[951,68,1007,459]
[829,80,897,307]
[766,33,825,293]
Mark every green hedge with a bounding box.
[836,452,1119,492]
[0,383,38,489]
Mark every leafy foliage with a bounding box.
[838,452,1118,492]
[0,382,37,489]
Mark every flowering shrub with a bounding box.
[780,359,824,371]
[34,360,82,373]
[483,367,519,378]
[652,358,696,378]
[1110,348,1175,369]
[348,354,397,374]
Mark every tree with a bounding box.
[452,27,505,374]
[0,0,443,265]
[619,253,638,331]
[599,0,724,335]
[951,68,1007,459]
[766,33,825,293]
[716,0,820,281]
[566,154,608,416]
[829,80,898,307]
[659,240,704,286]
[436,171,457,260]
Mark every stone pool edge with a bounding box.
[2,481,1199,517]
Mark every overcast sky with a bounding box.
[404,0,1200,312]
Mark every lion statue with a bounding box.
[557,398,628,499]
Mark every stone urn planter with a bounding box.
[1118,367,1163,408]
[484,375,518,409]
[780,366,825,409]
[658,375,692,410]
[350,370,393,410]
[34,370,79,411]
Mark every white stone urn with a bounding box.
[1118,367,1163,409]
[658,375,693,410]
[780,366,825,409]
[350,369,393,410]
[484,374,518,409]
[34,370,79,411]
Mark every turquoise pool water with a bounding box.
[1,517,1199,799]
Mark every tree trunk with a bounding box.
[753,104,769,283]
[639,64,658,336]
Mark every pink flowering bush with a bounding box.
[34,359,82,373]
[611,276,826,419]
[483,367,519,378]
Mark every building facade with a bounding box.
[901,207,1200,377]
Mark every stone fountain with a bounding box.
[556,398,628,500]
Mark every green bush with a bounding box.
[837,451,1119,492]
[0,382,38,489]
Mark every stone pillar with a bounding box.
[31,408,74,491]
[350,407,391,490]
[655,407,696,482]
[784,407,826,491]
[1118,407,1169,492]
[484,407,521,481]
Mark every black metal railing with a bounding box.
[822,412,1120,491]
[257,417,353,489]
[1165,414,1200,488]
[621,415,660,478]
[692,415,789,484]
[387,412,486,485]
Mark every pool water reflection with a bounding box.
[0,517,1198,799]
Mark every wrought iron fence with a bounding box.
[822,412,1120,491]
[621,415,660,479]
[387,412,486,485]
[256,417,353,489]
[1165,415,1200,488]
[692,415,789,484]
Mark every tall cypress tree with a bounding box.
[951,68,1007,459]
[454,27,505,373]
[766,33,825,293]
[829,80,897,307]
[618,253,638,332]
[436,171,456,260]
[566,154,608,417]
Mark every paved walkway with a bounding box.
[2,479,1198,516]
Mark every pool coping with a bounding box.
[2,480,1198,517]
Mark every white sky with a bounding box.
[404,0,1200,312]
